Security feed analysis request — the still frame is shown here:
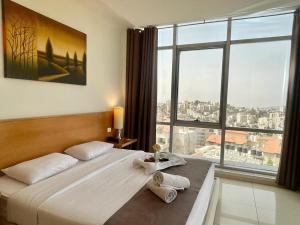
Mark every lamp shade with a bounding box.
[113,106,124,129]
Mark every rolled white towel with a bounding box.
[132,159,157,175]
[147,180,177,204]
[153,171,190,190]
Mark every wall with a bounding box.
[0,0,129,119]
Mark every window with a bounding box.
[156,12,294,174]
[172,127,221,163]
[156,125,170,152]
[177,49,223,123]
[157,27,173,153]
[157,50,173,122]
[224,131,283,172]
[177,21,227,45]
[231,14,293,40]
[158,26,173,47]
[227,41,291,130]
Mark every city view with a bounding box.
[157,100,284,171]
[156,13,292,173]
[158,100,285,130]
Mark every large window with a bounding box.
[156,12,294,174]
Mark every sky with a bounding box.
[157,13,293,108]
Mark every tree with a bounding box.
[82,52,86,73]
[46,38,53,66]
[66,52,70,69]
[6,16,36,76]
[74,52,78,67]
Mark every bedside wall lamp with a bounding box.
[113,106,124,140]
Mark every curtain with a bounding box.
[277,10,300,190]
[124,27,158,152]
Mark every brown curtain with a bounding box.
[124,27,157,152]
[277,10,300,190]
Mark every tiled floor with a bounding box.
[214,178,300,225]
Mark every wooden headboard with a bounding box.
[0,111,114,169]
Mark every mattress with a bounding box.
[2,150,215,225]
[0,176,27,198]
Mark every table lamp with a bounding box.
[114,106,124,140]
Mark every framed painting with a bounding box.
[2,0,87,85]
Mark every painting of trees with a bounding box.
[3,0,87,85]
[5,15,37,78]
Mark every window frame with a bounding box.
[156,12,294,175]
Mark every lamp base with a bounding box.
[115,129,122,140]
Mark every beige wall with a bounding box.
[0,0,128,119]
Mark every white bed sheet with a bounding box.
[6,150,215,225]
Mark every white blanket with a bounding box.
[7,150,215,225]
[7,150,149,225]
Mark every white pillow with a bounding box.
[2,153,78,185]
[64,141,114,161]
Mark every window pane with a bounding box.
[177,49,223,123]
[156,125,170,152]
[158,27,173,47]
[223,131,282,172]
[227,41,291,130]
[172,126,221,163]
[157,50,172,122]
[232,14,293,40]
[177,21,227,45]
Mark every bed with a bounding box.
[0,112,219,225]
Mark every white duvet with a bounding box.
[7,150,149,225]
[7,149,214,225]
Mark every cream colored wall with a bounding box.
[0,0,128,119]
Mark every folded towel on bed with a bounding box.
[147,180,177,204]
[132,159,156,175]
[153,171,190,190]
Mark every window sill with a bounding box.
[215,167,277,186]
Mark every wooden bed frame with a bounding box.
[0,111,114,225]
[0,111,219,225]
[0,111,114,170]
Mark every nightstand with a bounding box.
[107,137,137,149]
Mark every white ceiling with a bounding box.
[100,0,300,27]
